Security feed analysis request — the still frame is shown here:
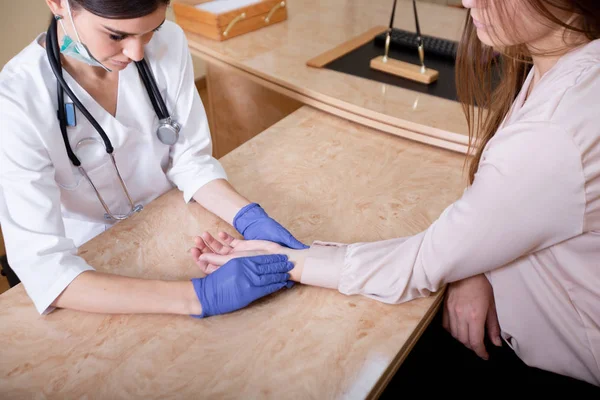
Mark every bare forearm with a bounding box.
[193,179,251,225]
[52,271,201,315]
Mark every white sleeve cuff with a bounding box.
[181,166,229,203]
[33,262,96,315]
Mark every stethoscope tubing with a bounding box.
[135,59,169,120]
[46,17,114,165]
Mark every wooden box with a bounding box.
[172,0,288,41]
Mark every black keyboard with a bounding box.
[374,28,459,60]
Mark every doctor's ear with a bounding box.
[45,0,67,19]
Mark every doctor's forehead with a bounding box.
[88,6,168,36]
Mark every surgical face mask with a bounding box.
[58,0,112,72]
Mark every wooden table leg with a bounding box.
[205,61,303,159]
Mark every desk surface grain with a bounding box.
[0,107,467,399]
[182,0,471,152]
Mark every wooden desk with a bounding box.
[0,107,467,399]
[180,0,470,157]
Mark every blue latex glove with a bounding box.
[191,254,293,318]
[234,203,309,250]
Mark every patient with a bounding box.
[189,0,600,390]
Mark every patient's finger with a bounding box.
[193,238,225,273]
[219,234,249,250]
[190,246,214,274]
[198,233,219,253]
[201,232,233,255]
[218,231,237,246]
[205,263,221,274]
[194,236,214,255]
[190,246,202,260]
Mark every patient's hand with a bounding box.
[190,231,307,282]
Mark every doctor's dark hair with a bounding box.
[456,0,600,185]
[69,0,171,19]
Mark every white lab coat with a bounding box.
[0,21,228,315]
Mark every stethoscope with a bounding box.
[45,16,181,221]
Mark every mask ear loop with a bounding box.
[62,0,112,72]
[64,0,84,47]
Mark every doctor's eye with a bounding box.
[109,34,127,42]
[153,26,162,33]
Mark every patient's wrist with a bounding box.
[285,249,307,282]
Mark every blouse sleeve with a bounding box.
[300,122,586,304]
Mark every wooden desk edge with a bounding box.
[188,42,470,154]
[367,287,447,400]
[306,26,389,68]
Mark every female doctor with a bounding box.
[192,0,600,390]
[0,0,305,318]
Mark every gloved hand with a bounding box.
[191,254,293,318]
[234,203,309,250]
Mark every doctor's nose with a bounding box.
[123,41,145,62]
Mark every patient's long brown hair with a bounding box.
[456,0,600,184]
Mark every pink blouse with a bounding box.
[300,39,600,386]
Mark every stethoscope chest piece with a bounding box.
[157,117,181,146]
